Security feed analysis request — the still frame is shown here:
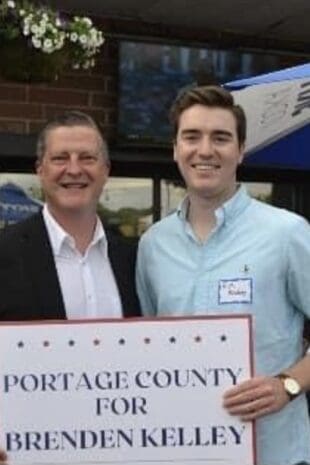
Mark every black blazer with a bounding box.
[0,213,140,321]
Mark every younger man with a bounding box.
[136,85,310,465]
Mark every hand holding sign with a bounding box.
[223,375,290,420]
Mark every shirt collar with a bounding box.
[216,184,251,223]
[177,184,251,225]
[42,204,107,256]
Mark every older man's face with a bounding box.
[37,125,110,218]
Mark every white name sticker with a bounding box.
[218,278,253,304]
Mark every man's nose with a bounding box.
[66,156,82,174]
[198,136,213,155]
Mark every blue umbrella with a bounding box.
[225,63,310,170]
[0,182,42,228]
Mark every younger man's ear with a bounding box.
[238,144,245,165]
[173,143,178,162]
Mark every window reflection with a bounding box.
[160,179,186,218]
[99,177,152,238]
[0,173,153,238]
[244,182,272,203]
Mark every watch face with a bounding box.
[284,378,301,395]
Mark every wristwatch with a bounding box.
[276,373,301,401]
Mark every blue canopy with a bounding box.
[225,63,310,171]
[0,182,42,228]
[226,63,310,89]
[242,125,309,170]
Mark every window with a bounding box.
[0,173,153,238]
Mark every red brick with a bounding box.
[105,109,117,125]
[29,88,88,106]
[100,125,116,139]
[0,84,27,102]
[105,77,118,93]
[43,105,96,121]
[93,58,116,75]
[0,103,43,119]
[0,119,26,133]
[85,109,107,127]
[28,120,47,134]
[53,73,106,92]
[90,92,117,108]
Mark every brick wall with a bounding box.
[0,38,118,140]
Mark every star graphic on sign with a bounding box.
[144,337,151,344]
[68,340,75,347]
[169,336,176,344]
[93,339,101,346]
[17,341,24,348]
[43,340,50,347]
[118,338,126,345]
[220,334,227,342]
[194,335,202,343]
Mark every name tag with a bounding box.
[218,278,253,304]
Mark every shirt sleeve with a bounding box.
[287,215,310,320]
[135,235,157,317]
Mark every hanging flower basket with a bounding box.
[0,0,105,83]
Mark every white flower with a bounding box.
[36,25,45,37]
[30,24,39,35]
[31,36,41,49]
[7,1,15,8]
[82,60,91,69]
[42,38,53,52]
[22,26,30,36]
[39,19,47,28]
[55,39,64,50]
[70,32,78,42]
[79,34,88,45]
[82,17,92,26]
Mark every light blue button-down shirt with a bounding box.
[136,185,310,465]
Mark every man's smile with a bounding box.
[191,162,221,171]
[60,182,88,189]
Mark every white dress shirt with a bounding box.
[43,205,122,319]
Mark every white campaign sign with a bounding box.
[0,316,254,465]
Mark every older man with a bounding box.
[0,110,140,321]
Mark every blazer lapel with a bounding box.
[106,230,140,318]
[21,213,66,319]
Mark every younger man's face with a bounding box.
[174,104,244,204]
